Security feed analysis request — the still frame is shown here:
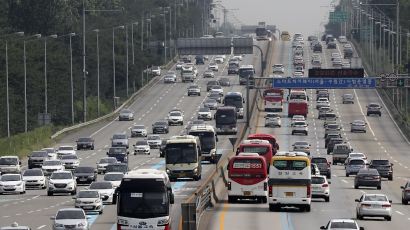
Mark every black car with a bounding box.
[354,168,381,189]
[28,151,49,169]
[152,120,169,134]
[76,137,95,150]
[182,56,192,63]
[106,163,128,174]
[159,139,169,158]
[107,147,129,163]
[74,166,97,184]
[369,159,393,180]
[195,55,205,65]
[219,78,231,87]
[316,92,329,101]
[313,43,322,52]
[325,133,342,148]
[227,65,239,74]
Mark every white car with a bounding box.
[74,190,103,214]
[51,208,89,230]
[208,62,219,71]
[168,110,184,125]
[150,66,161,76]
[291,115,305,126]
[233,55,243,61]
[294,65,304,74]
[163,73,177,83]
[47,171,77,196]
[317,98,330,109]
[0,174,25,194]
[311,175,330,202]
[89,181,116,204]
[292,141,311,154]
[57,146,76,158]
[96,157,118,174]
[320,219,364,230]
[146,135,162,149]
[295,35,304,44]
[42,160,65,176]
[0,156,21,174]
[60,154,80,170]
[22,168,46,189]
[210,85,224,96]
[272,64,285,73]
[345,152,368,165]
[293,71,304,78]
[264,113,281,127]
[203,70,215,78]
[118,109,134,121]
[356,193,392,221]
[133,140,150,155]
[350,120,367,133]
[197,107,212,120]
[187,84,201,96]
[130,125,147,137]
[291,120,308,135]
[42,147,58,160]
[103,172,123,189]
[214,56,224,64]
[176,61,183,70]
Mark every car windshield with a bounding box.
[133,125,145,129]
[77,137,92,142]
[205,99,216,104]
[364,195,388,202]
[242,146,268,155]
[358,169,378,175]
[294,121,306,126]
[56,210,85,220]
[104,173,124,181]
[154,121,167,126]
[170,112,181,116]
[1,174,20,181]
[99,158,117,164]
[199,108,210,112]
[266,113,280,118]
[59,146,73,151]
[108,148,126,154]
[90,182,113,189]
[75,167,94,173]
[326,113,337,118]
[192,120,204,125]
[329,222,357,229]
[349,159,364,165]
[23,169,43,176]
[51,173,72,179]
[327,124,339,129]
[43,160,61,166]
[311,177,325,184]
[61,155,78,160]
[188,85,198,89]
[369,103,380,107]
[294,142,308,146]
[147,136,160,140]
[0,157,18,165]
[311,158,327,164]
[353,120,365,125]
[30,151,48,157]
[371,160,389,165]
[113,134,127,139]
[136,140,148,145]
[78,190,99,198]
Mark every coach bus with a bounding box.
[288,89,308,117]
[263,88,284,112]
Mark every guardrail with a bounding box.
[180,40,273,230]
[51,61,176,140]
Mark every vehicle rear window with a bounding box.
[364,195,387,202]
[371,160,389,165]
[242,146,269,155]
[30,151,48,157]
[349,160,364,165]
[311,158,327,163]
[330,222,357,229]
[311,177,325,184]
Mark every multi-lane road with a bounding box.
[0,40,270,229]
[202,38,410,230]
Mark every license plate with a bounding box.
[243,191,252,196]
[313,187,321,191]
[365,177,373,180]
[372,204,381,208]
[285,192,294,197]
[83,206,94,210]
[79,178,87,181]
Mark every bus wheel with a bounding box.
[269,204,279,212]
[228,196,236,203]
[261,197,267,203]
[304,205,311,212]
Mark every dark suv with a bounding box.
[107,147,129,163]
[369,159,393,180]
[311,157,331,178]
[76,137,95,150]
[74,166,97,184]
[28,151,49,169]
[152,120,169,134]
[366,103,382,116]
[313,43,322,52]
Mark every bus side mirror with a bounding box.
[170,193,175,204]
[216,136,219,142]
[243,99,245,103]
[236,148,240,155]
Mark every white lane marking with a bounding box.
[90,118,118,137]
[37,225,46,229]
[395,211,404,215]
[353,90,376,137]
[2,216,10,218]
[15,213,21,216]
[341,179,348,184]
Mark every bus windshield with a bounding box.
[190,132,215,152]
[238,69,254,78]
[118,192,168,218]
[242,146,269,155]
[224,96,243,108]
[166,143,197,164]
[215,112,236,124]
[289,92,307,101]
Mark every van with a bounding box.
[0,156,22,174]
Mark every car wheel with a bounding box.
[304,205,311,212]
[346,173,349,177]
[228,196,236,203]
[385,216,391,221]
[269,204,279,212]
[366,113,369,116]
[327,173,331,179]
[354,185,358,189]
[47,191,53,196]
[388,175,393,181]
[71,190,77,195]
[377,186,381,190]
[356,212,363,220]
[402,198,408,205]
[99,209,103,214]
[324,197,329,202]
[291,131,294,135]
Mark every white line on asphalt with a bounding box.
[395,211,404,215]
[37,225,46,229]
[341,179,348,184]
[2,216,10,218]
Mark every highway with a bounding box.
[202,38,410,230]
[0,40,270,229]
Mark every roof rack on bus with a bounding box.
[276,151,309,157]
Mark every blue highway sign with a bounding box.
[272,78,376,89]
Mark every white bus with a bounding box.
[268,151,312,212]
[188,125,218,164]
[116,169,174,230]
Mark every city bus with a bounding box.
[288,89,308,117]
[268,151,312,212]
[227,153,268,203]
[238,65,255,86]
[165,135,202,181]
[263,88,284,112]
[255,27,269,41]
[237,139,273,172]
[188,125,218,164]
[247,133,280,154]
[223,92,245,119]
[116,169,174,230]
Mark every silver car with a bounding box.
[292,141,311,155]
[264,113,281,127]
[118,109,134,121]
[111,133,129,148]
[345,158,367,177]
[350,120,366,133]
[203,99,218,110]
[51,208,89,230]
[74,190,103,214]
[401,180,410,204]
[355,194,392,221]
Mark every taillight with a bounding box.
[327,162,330,167]
[228,182,231,190]
[382,204,391,208]
[322,183,329,187]
[361,204,371,207]
[117,224,121,230]
[405,189,410,192]
[307,185,311,197]
[268,186,272,197]
[264,182,268,191]
[374,176,380,179]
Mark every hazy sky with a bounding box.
[218,0,338,36]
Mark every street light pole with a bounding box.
[68,33,76,125]
[5,41,10,137]
[131,22,138,65]
[44,34,57,117]
[125,25,129,97]
[112,25,125,108]
[93,29,100,116]
[82,0,87,122]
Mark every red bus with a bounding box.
[288,89,308,118]
[247,133,279,154]
[227,153,268,203]
[263,88,284,112]
[237,139,274,171]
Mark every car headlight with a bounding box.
[16,182,22,186]
[67,181,74,186]
[49,181,54,185]
[54,223,64,227]
[193,168,198,173]
[95,199,100,203]
[166,169,170,174]
[77,222,86,227]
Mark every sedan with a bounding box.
[23,168,47,189]
[152,120,169,134]
[203,70,215,78]
[197,107,212,120]
[42,160,65,176]
[51,208,89,230]
[76,137,95,150]
[320,219,364,230]
[74,190,103,214]
[316,98,330,109]
[0,174,25,194]
[130,125,147,137]
[73,166,97,184]
[103,172,124,189]
[208,62,219,71]
[203,99,218,110]
[218,77,231,87]
[210,85,224,96]
[133,140,150,155]
[292,141,311,155]
[272,64,285,74]
[146,135,161,149]
[118,109,134,121]
[60,154,80,170]
[264,113,281,127]
[350,120,367,133]
[342,93,354,104]
[311,175,330,202]
[401,180,410,204]
[354,168,381,189]
[208,92,222,103]
[89,181,116,204]
[356,193,392,221]
[96,157,118,174]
